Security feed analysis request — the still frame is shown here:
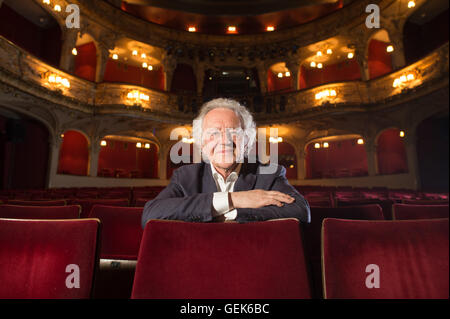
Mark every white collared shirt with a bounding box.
[211,163,241,221]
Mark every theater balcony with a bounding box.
[0,0,448,191]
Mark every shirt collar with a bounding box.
[210,162,242,183]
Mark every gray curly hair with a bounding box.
[192,98,257,159]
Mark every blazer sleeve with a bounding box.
[141,169,214,228]
[235,166,311,223]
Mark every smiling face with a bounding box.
[201,108,245,170]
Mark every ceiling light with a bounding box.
[347,52,354,59]
[144,143,150,149]
[314,143,321,149]
[266,26,275,32]
[100,140,107,147]
[399,130,405,137]
[326,49,332,55]
[112,54,118,60]
[317,51,322,57]
[408,1,415,8]
[357,138,364,145]
[132,50,138,56]
[72,48,77,55]
[54,4,61,12]
[141,53,146,59]
[387,45,394,53]
[188,26,197,32]
[228,26,237,32]
[289,164,294,169]
[310,61,316,68]
[142,62,148,68]
[136,142,142,148]
[285,71,291,77]
[317,63,323,69]
[148,65,153,71]
[43,0,50,4]
[323,142,329,148]
[277,72,283,78]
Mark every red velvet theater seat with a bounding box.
[132,219,311,299]
[303,205,384,298]
[89,205,143,260]
[0,218,101,298]
[393,204,449,220]
[69,198,129,218]
[0,205,81,219]
[6,199,67,206]
[322,218,449,299]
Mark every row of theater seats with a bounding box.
[0,202,448,298]
[1,185,447,203]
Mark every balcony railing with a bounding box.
[0,35,448,124]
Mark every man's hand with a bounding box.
[230,190,295,209]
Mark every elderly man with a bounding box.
[142,98,310,226]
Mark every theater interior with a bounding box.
[0,0,448,302]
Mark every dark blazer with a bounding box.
[142,161,311,227]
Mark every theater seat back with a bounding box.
[322,218,449,299]
[132,219,311,299]
[393,204,449,220]
[89,205,143,260]
[0,218,101,298]
[303,205,384,298]
[0,205,80,219]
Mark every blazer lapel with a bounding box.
[234,161,258,192]
[201,162,218,193]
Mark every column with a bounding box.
[158,144,168,180]
[95,44,109,83]
[364,138,378,176]
[89,138,101,177]
[286,61,300,91]
[389,32,406,70]
[404,133,421,190]
[195,63,205,96]
[59,29,78,73]
[296,148,306,180]
[162,57,177,92]
[256,63,268,94]
[355,43,370,81]
[46,135,62,188]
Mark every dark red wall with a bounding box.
[104,60,165,90]
[171,64,197,93]
[277,142,297,179]
[299,59,361,89]
[74,42,97,82]
[267,71,293,93]
[305,138,368,179]
[376,129,408,175]
[0,4,62,67]
[404,9,449,64]
[57,130,89,176]
[368,39,393,79]
[417,115,449,192]
[98,138,158,178]
[0,115,49,189]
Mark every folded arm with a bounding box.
[141,171,214,228]
[233,166,311,223]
